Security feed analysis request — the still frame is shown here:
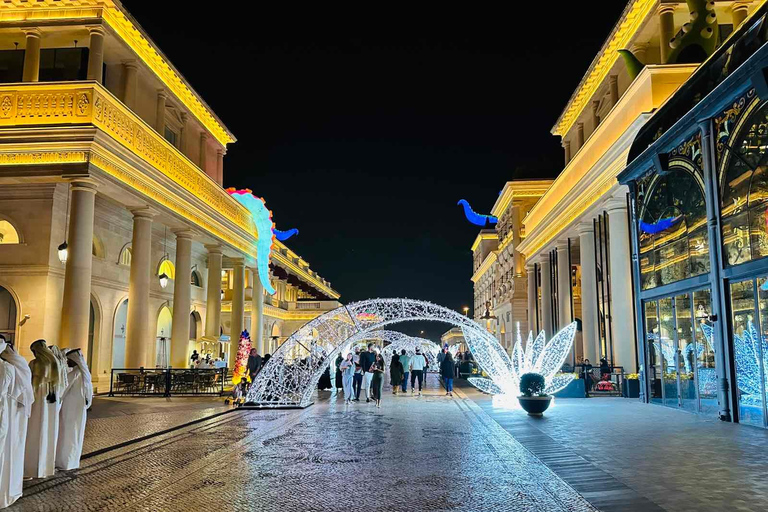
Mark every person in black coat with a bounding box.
[246,348,262,381]
[440,352,456,397]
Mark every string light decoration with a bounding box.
[701,321,768,406]
[245,298,511,407]
[469,322,577,396]
[232,330,251,385]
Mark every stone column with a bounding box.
[179,111,188,154]
[578,223,599,364]
[659,5,676,64]
[216,148,224,185]
[125,209,155,368]
[511,205,523,276]
[229,259,245,368]
[204,245,222,339]
[556,241,572,330]
[199,132,209,173]
[539,254,553,339]
[86,26,105,82]
[59,180,97,357]
[22,28,42,82]
[563,140,571,166]
[576,122,585,149]
[122,60,139,111]
[251,269,265,355]
[732,3,750,28]
[155,90,167,134]
[170,230,193,368]
[606,200,637,371]
[609,75,619,107]
[526,263,537,335]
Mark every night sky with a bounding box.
[123,3,626,339]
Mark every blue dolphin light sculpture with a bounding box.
[458,199,498,228]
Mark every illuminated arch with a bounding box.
[246,298,513,407]
[118,244,132,266]
[0,219,20,244]
[335,330,439,369]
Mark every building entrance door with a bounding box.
[643,288,714,414]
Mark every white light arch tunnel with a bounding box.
[337,330,441,371]
[246,299,514,407]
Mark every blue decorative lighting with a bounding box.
[227,188,276,295]
[457,199,498,227]
[639,216,682,234]
[273,227,299,241]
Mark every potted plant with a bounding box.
[623,373,640,398]
[518,372,552,416]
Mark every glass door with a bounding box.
[643,288,713,414]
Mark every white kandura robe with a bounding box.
[23,383,60,479]
[1,349,33,509]
[0,359,16,508]
[55,367,87,470]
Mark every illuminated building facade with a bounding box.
[471,181,550,349]
[0,0,338,391]
[619,1,768,427]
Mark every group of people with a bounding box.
[0,335,92,509]
[323,343,463,407]
[188,350,227,370]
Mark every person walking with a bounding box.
[340,353,355,404]
[389,352,404,395]
[334,353,344,392]
[246,348,262,381]
[189,350,200,368]
[410,347,426,396]
[352,347,363,401]
[370,352,385,408]
[399,349,411,393]
[361,343,376,402]
[441,351,455,397]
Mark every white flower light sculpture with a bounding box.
[468,322,577,396]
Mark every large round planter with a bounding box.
[518,395,552,416]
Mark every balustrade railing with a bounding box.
[108,367,227,397]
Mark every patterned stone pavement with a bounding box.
[10,376,597,512]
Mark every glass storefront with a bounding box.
[643,289,715,416]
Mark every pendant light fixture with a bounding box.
[159,226,169,288]
[58,184,70,264]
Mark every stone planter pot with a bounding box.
[623,379,640,398]
[518,395,552,416]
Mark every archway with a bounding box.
[88,294,102,370]
[155,305,172,367]
[112,299,128,368]
[0,285,18,345]
[246,299,513,407]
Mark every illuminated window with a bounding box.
[0,220,19,244]
[637,132,709,290]
[119,245,132,266]
[719,99,768,267]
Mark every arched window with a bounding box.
[637,134,709,290]
[190,270,202,287]
[189,312,198,340]
[0,285,17,345]
[0,220,20,244]
[720,99,768,266]
[119,245,132,266]
[158,258,175,280]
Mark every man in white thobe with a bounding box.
[55,349,92,471]
[0,338,33,507]
[0,337,16,508]
[24,340,65,479]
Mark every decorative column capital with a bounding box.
[555,240,569,252]
[200,131,209,142]
[657,3,675,16]
[538,253,550,265]
[122,59,139,70]
[577,222,594,236]
[604,199,628,215]
[608,74,618,85]
[204,244,222,254]
[65,177,98,193]
[231,257,245,268]
[22,28,42,39]
[129,207,156,220]
[172,228,195,240]
[180,111,189,123]
[216,148,225,157]
[157,88,167,99]
[87,25,106,37]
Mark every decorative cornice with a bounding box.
[470,231,498,253]
[471,251,497,283]
[490,180,553,218]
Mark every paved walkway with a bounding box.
[462,385,768,512]
[12,376,596,512]
[83,396,229,455]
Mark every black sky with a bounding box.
[122,3,626,340]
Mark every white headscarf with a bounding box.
[30,340,62,401]
[49,345,69,399]
[66,349,93,407]
[0,342,34,417]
